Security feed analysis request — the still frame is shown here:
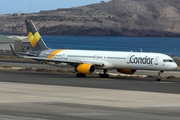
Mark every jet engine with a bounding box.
[76,64,96,74]
[117,69,137,74]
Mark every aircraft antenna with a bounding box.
[140,48,142,52]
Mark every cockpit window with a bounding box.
[163,59,174,62]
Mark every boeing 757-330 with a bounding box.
[10,20,178,81]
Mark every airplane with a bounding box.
[11,20,178,81]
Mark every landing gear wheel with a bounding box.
[99,69,109,78]
[76,73,86,78]
[155,77,161,81]
[99,73,109,78]
[155,71,163,81]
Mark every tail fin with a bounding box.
[25,20,48,51]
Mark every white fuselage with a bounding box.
[39,49,178,71]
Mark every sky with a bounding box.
[0,0,110,14]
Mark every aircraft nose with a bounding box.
[172,62,178,70]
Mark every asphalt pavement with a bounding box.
[0,70,180,120]
[0,59,180,120]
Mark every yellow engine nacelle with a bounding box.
[76,64,96,74]
[117,69,137,74]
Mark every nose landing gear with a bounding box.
[156,71,164,81]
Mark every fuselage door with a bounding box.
[154,56,159,65]
[126,54,131,64]
[94,55,97,60]
[62,54,67,60]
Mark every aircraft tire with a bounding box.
[76,73,86,78]
[99,74,109,78]
[155,78,161,81]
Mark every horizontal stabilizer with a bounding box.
[9,45,37,58]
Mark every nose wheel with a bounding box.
[156,71,163,81]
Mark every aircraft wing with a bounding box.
[10,45,104,66]
[23,56,105,66]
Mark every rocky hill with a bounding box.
[1,0,180,37]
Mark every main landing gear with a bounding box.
[76,69,109,78]
[99,69,109,78]
[76,73,86,77]
[155,71,164,81]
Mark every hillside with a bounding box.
[1,0,180,37]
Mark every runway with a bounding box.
[0,70,180,120]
